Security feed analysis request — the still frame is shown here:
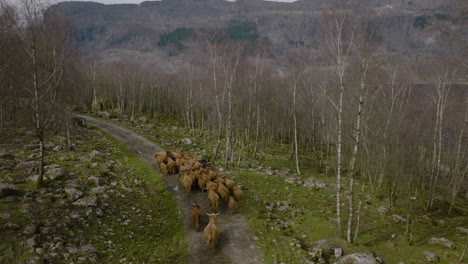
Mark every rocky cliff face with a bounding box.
[49,0,465,70]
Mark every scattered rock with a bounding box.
[88,176,100,186]
[423,250,438,262]
[428,237,456,249]
[4,174,28,184]
[85,150,107,161]
[25,144,39,150]
[392,214,406,223]
[69,211,80,219]
[52,145,63,152]
[331,246,343,258]
[80,244,96,254]
[72,194,98,207]
[44,165,65,181]
[278,167,292,177]
[96,208,104,217]
[23,222,38,235]
[27,153,40,159]
[44,144,55,150]
[265,168,275,176]
[377,206,388,214]
[337,253,381,264]
[0,183,23,198]
[15,161,40,174]
[65,188,83,201]
[19,200,39,213]
[25,235,38,250]
[40,226,56,235]
[97,111,110,119]
[179,138,193,145]
[276,201,292,212]
[312,239,332,255]
[0,212,11,219]
[67,246,79,254]
[138,116,148,123]
[455,227,468,234]
[285,176,304,185]
[27,174,39,183]
[304,177,326,190]
[308,246,324,262]
[4,222,20,229]
[58,156,70,161]
[65,179,82,189]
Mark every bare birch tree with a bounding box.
[6,0,66,187]
[320,2,357,231]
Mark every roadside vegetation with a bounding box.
[101,115,468,264]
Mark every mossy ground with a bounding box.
[0,122,187,263]
[106,115,467,264]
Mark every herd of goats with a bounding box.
[154,150,244,249]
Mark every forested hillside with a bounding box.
[0,0,467,263]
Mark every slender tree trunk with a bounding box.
[353,183,365,242]
[448,96,468,213]
[336,74,344,231]
[346,59,367,243]
[65,110,73,150]
[225,82,232,169]
[429,70,452,208]
[131,74,136,122]
[293,75,301,174]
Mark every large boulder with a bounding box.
[0,183,23,198]
[337,253,382,264]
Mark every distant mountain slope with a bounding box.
[50,0,464,71]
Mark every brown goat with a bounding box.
[158,162,168,175]
[225,178,236,191]
[228,196,238,214]
[191,203,201,231]
[207,189,220,211]
[181,174,193,193]
[166,158,177,174]
[198,175,208,191]
[154,151,167,164]
[233,186,244,202]
[203,212,220,249]
[205,181,217,191]
[217,182,230,202]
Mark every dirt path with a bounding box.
[79,115,264,264]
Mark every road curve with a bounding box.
[78,115,264,264]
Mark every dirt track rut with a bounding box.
[79,115,264,264]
